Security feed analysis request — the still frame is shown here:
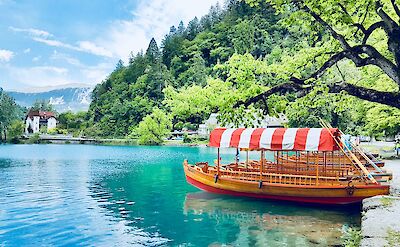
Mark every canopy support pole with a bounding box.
[235,148,239,165]
[277,151,279,171]
[246,150,249,170]
[286,151,289,173]
[260,150,264,181]
[217,148,220,177]
[315,152,319,186]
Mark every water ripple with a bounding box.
[0,145,359,246]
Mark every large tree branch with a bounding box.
[235,82,312,108]
[305,51,350,80]
[361,21,385,44]
[297,2,400,84]
[303,46,395,83]
[376,1,398,32]
[298,3,351,50]
[390,0,400,20]
[339,2,370,38]
[352,45,400,84]
[329,82,400,108]
[237,80,400,109]
[374,1,400,67]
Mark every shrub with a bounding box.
[341,226,361,247]
[183,133,191,143]
[136,108,172,145]
[27,133,40,144]
[47,128,58,135]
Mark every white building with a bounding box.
[25,110,57,134]
[198,112,288,137]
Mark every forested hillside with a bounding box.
[85,0,400,140]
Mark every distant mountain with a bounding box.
[7,87,92,112]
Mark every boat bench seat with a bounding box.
[195,162,209,173]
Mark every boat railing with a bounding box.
[241,160,356,178]
[213,167,347,186]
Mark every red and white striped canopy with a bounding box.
[209,128,340,151]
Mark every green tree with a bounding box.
[58,111,88,134]
[177,21,185,34]
[177,53,208,86]
[136,108,172,145]
[0,89,22,142]
[31,99,54,112]
[241,0,400,109]
[164,53,270,127]
[187,17,200,40]
[364,104,400,138]
[146,38,161,64]
[230,19,255,54]
[8,120,24,143]
[115,59,124,71]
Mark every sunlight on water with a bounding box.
[0,144,360,246]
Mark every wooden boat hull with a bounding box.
[184,164,390,205]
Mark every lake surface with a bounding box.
[0,144,361,246]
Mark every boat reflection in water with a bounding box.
[184,192,360,246]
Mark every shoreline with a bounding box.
[361,159,400,246]
[13,137,400,154]
[13,135,209,147]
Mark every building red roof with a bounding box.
[26,110,56,120]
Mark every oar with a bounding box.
[323,120,383,173]
[319,119,378,184]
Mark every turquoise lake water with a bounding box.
[0,144,361,246]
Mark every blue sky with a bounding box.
[0,0,220,92]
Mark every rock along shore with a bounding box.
[361,160,400,247]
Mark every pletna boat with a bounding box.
[183,128,390,205]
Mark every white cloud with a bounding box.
[32,56,41,62]
[1,62,113,90]
[0,0,14,5]
[31,37,113,57]
[31,66,68,74]
[50,50,83,66]
[3,0,221,90]
[49,51,112,83]
[32,37,69,48]
[12,0,221,60]
[4,65,76,88]
[23,48,31,53]
[98,0,221,61]
[11,26,113,57]
[80,62,114,82]
[77,41,113,58]
[0,49,14,62]
[9,26,53,38]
